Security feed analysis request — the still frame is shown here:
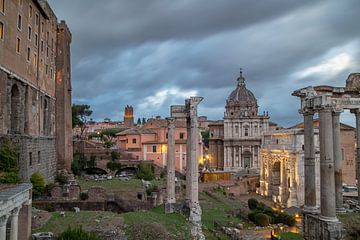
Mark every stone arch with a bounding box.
[272,161,281,196]
[85,167,108,175]
[242,150,252,168]
[115,166,137,176]
[10,84,20,133]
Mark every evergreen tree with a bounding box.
[142,118,146,125]
[137,118,141,125]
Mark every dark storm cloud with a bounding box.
[48,0,360,126]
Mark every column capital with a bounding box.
[166,117,176,127]
[332,110,343,116]
[0,215,9,226]
[11,207,20,216]
[317,105,334,112]
[350,109,360,115]
[300,108,315,115]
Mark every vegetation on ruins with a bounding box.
[136,163,155,181]
[80,191,89,200]
[72,104,93,138]
[72,152,98,175]
[31,172,46,197]
[201,130,210,148]
[88,128,124,148]
[0,138,20,184]
[58,226,102,240]
[55,173,69,185]
[247,198,296,227]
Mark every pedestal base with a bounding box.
[165,202,175,214]
[188,202,205,240]
[303,212,343,240]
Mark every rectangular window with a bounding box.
[41,21,44,32]
[17,14,22,30]
[29,5,32,18]
[35,33,38,46]
[35,14,39,26]
[235,126,239,134]
[0,22,3,39]
[33,53,37,67]
[179,133,184,139]
[37,151,40,164]
[46,31,49,43]
[40,40,43,52]
[45,64,48,74]
[152,145,157,153]
[27,47,30,61]
[28,26,31,40]
[46,46,48,57]
[16,37,20,53]
[0,0,4,13]
[132,138,136,144]
[245,128,249,137]
[29,152,32,166]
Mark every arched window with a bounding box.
[10,84,20,133]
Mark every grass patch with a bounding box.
[338,213,360,239]
[279,232,303,240]
[33,211,123,236]
[122,206,190,240]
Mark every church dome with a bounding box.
[225,70,258,118]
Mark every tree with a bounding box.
[201,130,209,148]
[31,172,45,197]
[137,118,141,125]
[0,138,18,172]
[72,104,93,138]
[136,163,154,181]
[142,118,146,125]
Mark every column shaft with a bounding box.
[355,111,360,204]
[186,116,191,201]
[190,113,199,204]
[10,211,19,240]
[0,215,8,240]
[319,109,336,218]
[332,112,343,210]
[166,118,176,205]
[303,112,317,210]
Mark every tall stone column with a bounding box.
[319,108,337,219]
[332,111,344,212]
[185,101,192,202]
[165,117,176,213]
[303,110,317,211]
[0,215,9,240]
[187,97,205,240]
[10,207,20,240]
[353,109,360,204]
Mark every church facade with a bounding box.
[208,71,269,173]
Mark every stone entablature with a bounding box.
[0,183,32,240]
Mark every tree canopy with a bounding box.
[72,104,93,138]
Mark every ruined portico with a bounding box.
[0,183,32,240]
[292,73,360,240]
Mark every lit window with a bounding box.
[16,37,20,53]
[0,22,3,40]
[17,14,22,30]
[0,0,4,13]
[29,5,32,18]
[27,47,30,61]
[152,145,157,153]
[28,26,31,40]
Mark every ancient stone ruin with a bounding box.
[292,73,360,240]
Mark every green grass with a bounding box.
[338,213,360,239]
[33,211,123,236]
[279,232,303,240]
[122,206,190,240]
[77,178,166,193]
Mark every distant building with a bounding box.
[124,105,134,127]
[0,0,72,182]
[115,117,203,173]
[208,71,269,174]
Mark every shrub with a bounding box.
[80,192,89,200]
[58,226,102,240]
[31,172,45,197]
[254,213,270,227]
[146,184,158,196]
[71,153,87,176]
[0,138,18,172]
[44,203,55,212]
[248,198,259,210]
[55,174,69,185]
[136,163,155,181]
[106,161,121,171]
[111,151,120,161]
[248,210,261,222]
[160,170,166,179]
[0,172,21,184]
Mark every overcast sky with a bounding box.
[48,0,360,127]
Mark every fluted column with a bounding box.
[0,215,9,240]
[332,111,344,212]
[303,110,317,211]
[319,108,337,219]
[352,109,360,204]
[165,117,176,213]
[10,207,20,240]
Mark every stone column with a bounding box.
[353,109,360,204]
[332,111,344,212]
[303,110,317,211]
[165,117,176,213]
[0,215,9,240]
[319,108,337,219]
[10,207,20,240]
[185,103,191,202]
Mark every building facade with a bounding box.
[116,117,203,174]
[223,71,269,173]
[0,0,72,182]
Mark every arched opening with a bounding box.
[242,151,251,168]
[272,161,281,196]
[115,167,137,177]
[85,167,108,175]
[10,84,20,133]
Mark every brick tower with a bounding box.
[124,105,134,127]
